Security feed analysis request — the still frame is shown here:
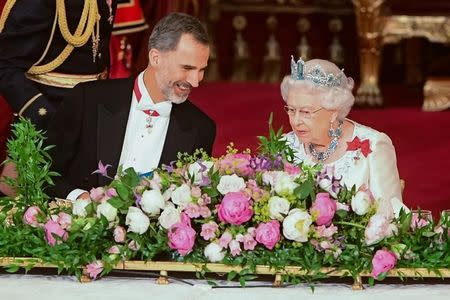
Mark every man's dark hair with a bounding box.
[148,12,209,52]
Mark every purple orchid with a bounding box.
[162,160,177,173]
[92,160,112,178]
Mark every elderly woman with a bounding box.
[281,57,403,205]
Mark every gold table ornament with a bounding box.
[1,257,449,290]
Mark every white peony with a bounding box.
[217,174,246,195]
[171,184,192,208]
[125,207,150,234]
[158,203,181,229]
[204,242,225,262]
[351,190,372,215]
[140,189,165,216]
[282,209,312,242]
[274,173,299,196]
[268,196,290,221]
[72,198,91,217]
[188,161,214,184]
[96,201,117,222]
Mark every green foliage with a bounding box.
[0,118,59,214]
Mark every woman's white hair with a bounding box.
[280,59,355,120]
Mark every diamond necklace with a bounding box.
[308,120,343,162]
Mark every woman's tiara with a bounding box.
[290,56,344,88]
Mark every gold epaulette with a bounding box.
[25,70,108,89]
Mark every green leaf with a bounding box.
[107,197,124,209]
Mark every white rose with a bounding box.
[141,189,165,216]
[268,196,290,221]
[217,174,246,195]
[204,242,225,262]
[96,201,117,222]
[171,184,192,208]
[274,173,299,196]
[125,206,150,234]
[188,161,214,184]
[282,208,312,242]
[158,203,181,229]
[72,198,91,217]
[351,191,372,215]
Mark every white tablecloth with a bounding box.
[1,274,449,300]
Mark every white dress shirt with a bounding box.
[67,71,172,200]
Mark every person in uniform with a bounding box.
[0,0,117,195]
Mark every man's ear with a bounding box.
[148,49,160,66]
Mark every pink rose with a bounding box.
[310,193,336,226]
[217,192,253,225]
[128,240,140,251]
[44,220,68,246]
[57,212,72,230]
[23,206,42,227]
[229,240,241,256]
[218,231,232,248]
[242,233,257,251]
[108,245,120,254]
[168,220,196,256]
[371,249,397,278]
[200,221,218,241]
[89,187,105,201]
[114,226,126,243]
[255,220,281,250]
[86,261,103,279]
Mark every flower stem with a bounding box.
[334,221,365,229]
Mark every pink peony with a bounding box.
[23,206,42,227]
[217,192,253,225]
[57,212,72,230]
[200,221,218,241]
[310,193,336,226]
[218,231,232,248]
[242,233,257,251]
[113,226,126,243]
[44,220,68,246]
[365,214,397,245]
[255,220,281,250]
[86,261,104,279]
[168,220,196,256]
[371,249,397,278]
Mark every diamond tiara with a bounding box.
[290,56,344,88]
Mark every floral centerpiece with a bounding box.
[0,118,449,286]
